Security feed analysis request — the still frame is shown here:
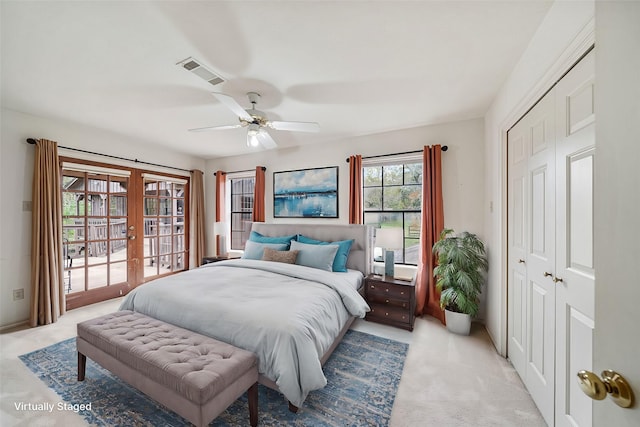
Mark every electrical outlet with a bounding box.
[13,288,24,301]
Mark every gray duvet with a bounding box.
[119,259,369,407]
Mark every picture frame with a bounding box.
[273,166,338,218]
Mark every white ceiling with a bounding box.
[1,1,552,159]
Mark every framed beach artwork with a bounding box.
[273,166,338,218]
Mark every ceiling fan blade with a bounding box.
[211,92,253,121]
[188,124,242,132]
[269,120,320,133]
[257,130,277,149]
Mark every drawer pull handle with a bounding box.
[385,288,389,292]
[385,299,389,303]
[385,312,389,316]
[370,285,375,289]
[400,291,404,295]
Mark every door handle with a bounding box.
[518,259,525,264]
[553,276,564,283]
[577,370,634,408]
[544,272,553,278]
[128,235,136,240]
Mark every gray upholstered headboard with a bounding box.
[250,223,373,274]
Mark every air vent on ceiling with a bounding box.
[176,57,224,86]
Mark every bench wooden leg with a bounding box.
[78,352,86,381]
[288,401,299,413]
[248,382,258,426]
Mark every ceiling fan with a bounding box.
[189,92,320,149]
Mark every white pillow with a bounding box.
[290,240,339,271]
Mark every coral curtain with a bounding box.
[252,166,266,222]
[415,145,445,323]
[30,138,65,326]
[215,171,226,256]
[190,170,206,267]
[348,155,363,224]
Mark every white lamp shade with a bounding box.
[214,222,227,235]
[375,227,403,249]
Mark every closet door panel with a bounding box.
[507,119,529,376]
[525,92,556,426]
[555,50,595,427]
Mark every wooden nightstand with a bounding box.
[364,274,415,331]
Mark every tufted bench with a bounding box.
[76,310,258,427]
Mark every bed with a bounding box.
[119,223,373,409]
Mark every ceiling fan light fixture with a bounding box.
[247,124,261,147]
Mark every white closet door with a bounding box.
[524,89,557,426]
[507,114,529,377]
[554,50,595,427]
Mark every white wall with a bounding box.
[593,2,640,425]
[205,118,487,312]
[483,1,594,353]
[0,108,205,328]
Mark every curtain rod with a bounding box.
[345,146,448,163]
[214,167,266,176]
[26,138,191,173]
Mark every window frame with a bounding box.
[227,171,256,251]
[362,155,423,266]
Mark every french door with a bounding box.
[61,159,189,309]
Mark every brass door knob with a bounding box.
[577,370,634,408]
[544,272,553,278]
[518,259,525,264]
[553,276,564,283]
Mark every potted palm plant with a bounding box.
[432,228,488,335]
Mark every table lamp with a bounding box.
[375,227,403,277]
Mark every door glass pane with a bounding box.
[110,195,127,216]
[145,257,158,278]
[66,267,85,294]
[87,264,108,289]
[109,219,127,239]
[88,177,107,193]
[144,237,156,257]
[63,217,85,243]
[87,195,107,216]
[110,238,127,262]
[159,198,171,216]
[110,261,127,285]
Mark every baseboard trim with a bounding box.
[0,319,29,332]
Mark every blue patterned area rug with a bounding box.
[19,329,408,426]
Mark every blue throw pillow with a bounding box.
[290,240,339,272]
[297,235,354,272]
[249,231,297,246]
[242,241,289,260]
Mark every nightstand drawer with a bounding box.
[367,304,412,325]
[367,281,411,300]
[366,293,410,309]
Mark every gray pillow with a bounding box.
[262,248,299,264]
[242,241,288,260]
[290,240,339,271]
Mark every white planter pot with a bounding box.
[445,309,471,335]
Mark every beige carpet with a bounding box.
[1,298,545,426]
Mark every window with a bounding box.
[230,176,255,250]
[142,177,187,278]
[363,161,422,265]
